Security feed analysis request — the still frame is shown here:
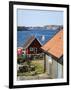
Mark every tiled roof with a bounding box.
[41,29,63,59]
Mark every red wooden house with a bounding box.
[23,36,42,55]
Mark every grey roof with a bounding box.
[23,36,36,49]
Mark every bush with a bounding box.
[17,54,27,64]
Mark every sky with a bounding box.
[17,9,63,27]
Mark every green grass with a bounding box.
[17,59,44,76]
[31,60,44,74]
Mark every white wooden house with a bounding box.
[41,30,63,79]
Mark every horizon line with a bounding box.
[17,24,63,27]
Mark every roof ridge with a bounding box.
[23,35,35,49]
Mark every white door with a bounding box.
[57,63,63,78]
[46,55,52,75]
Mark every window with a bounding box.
[48,56,52,64]
[30,47,33,51]
[34,48,37,52]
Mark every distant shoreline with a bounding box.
[17,25,63,31]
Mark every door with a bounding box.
[57,63,63,78]
[46,55,52,75]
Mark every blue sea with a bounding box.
[17,28,59,47]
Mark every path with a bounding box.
[17,73,51,80]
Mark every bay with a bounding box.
[17,28,59,47]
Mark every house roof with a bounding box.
[41,29,63,59]
[23,36,35,49]
[23,36,41,49]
